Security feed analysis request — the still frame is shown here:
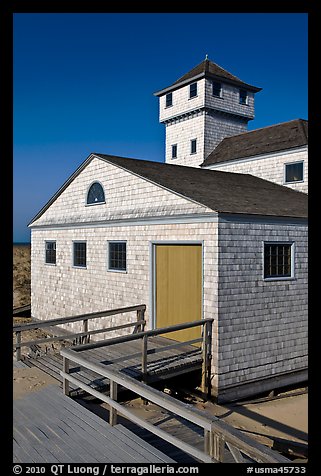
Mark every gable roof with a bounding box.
[154,58,261,96]
[202,119,308,167]
[29,153,307,226]
[97,155,307,219]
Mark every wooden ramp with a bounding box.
[13,384,175,463]
[22,336,203,397]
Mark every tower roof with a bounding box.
[154,57,262,96]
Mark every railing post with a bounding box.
[136,306,146,333]
[109,380,118,426]
[209,426,225,462]
[141,334,148,405]
[63,356,70,396]
[204,429,211,455]
[201,320,212,397]
[16,331,21,361]
[82,319,89,344]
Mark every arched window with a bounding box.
[86,182,105,205]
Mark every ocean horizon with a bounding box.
[13,242,31,246]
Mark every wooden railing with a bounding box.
[13,304,146,361]
[60,346,290,464]
[71,318,213,396]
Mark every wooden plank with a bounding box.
[34,387,173,463]
[61,348,289,463]
[226,442,247,463]
[60,370,213,463]
[116,425,176,463]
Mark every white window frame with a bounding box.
[262,241,295,281]
[165,92,173,108]
[72,241,87,269]
[212,80,222,98]
[239,89,248,105]
[284,161,304,184]
[107,241,127,273]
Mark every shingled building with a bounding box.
[29,58,308,402]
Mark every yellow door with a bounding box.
[155,244,202,342]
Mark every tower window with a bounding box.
[285,162,304,183]
[171,144,177,159]
[190,139,197,154]
[212,81,222,97]
[239,89,248,105]
[189,82,197,98]
[166,93,173,107]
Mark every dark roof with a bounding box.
[92,154,307,219]
[202,119,308,167]
[154,58,261,96]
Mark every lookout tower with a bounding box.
[154,57,262,167]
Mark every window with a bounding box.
[264,243,293,279]
[190,139,197,154]
[86,182,105,205]
[189,82,197,98]
[73,242,87,268]
[108,242,127,272]
[285,162,304,183]
[171,144,177,159]
[212,81,222,97]
[239,89,248,105]
[166,93,173,107]
[45,241,56,265]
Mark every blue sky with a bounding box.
[13,13,308,242]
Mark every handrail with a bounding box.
[13,304,146,331]
[70,317,213,396]
[60,347,290,463]
[13,304,146,361]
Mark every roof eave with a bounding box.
[154,72,261,97]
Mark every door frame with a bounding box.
[149,240,204,330]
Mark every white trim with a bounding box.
[30,211,307,232]
[204,145,308,169]
[283,160,304,185]
[150,241,204,331]
[262,241,295,281]
[29,212,219,230]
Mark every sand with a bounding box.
[13,244,31,308]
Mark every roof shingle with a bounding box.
[94,154,308,219]
[202,119,308,167]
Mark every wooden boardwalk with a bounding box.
[13,384,175,463]
[22,336,202,397]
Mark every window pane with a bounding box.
[285,163,303,182]
[87,182,105,204]
[73,242,86,267]
[212,81,222,97]
[45,241,56,264]
[109,242,126,271]
[264,243,292,278]
[190,82,197,98]
[172,144,177,159]
[191,139,197,154]
[166,93,172,107]
[239,89,247,105]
